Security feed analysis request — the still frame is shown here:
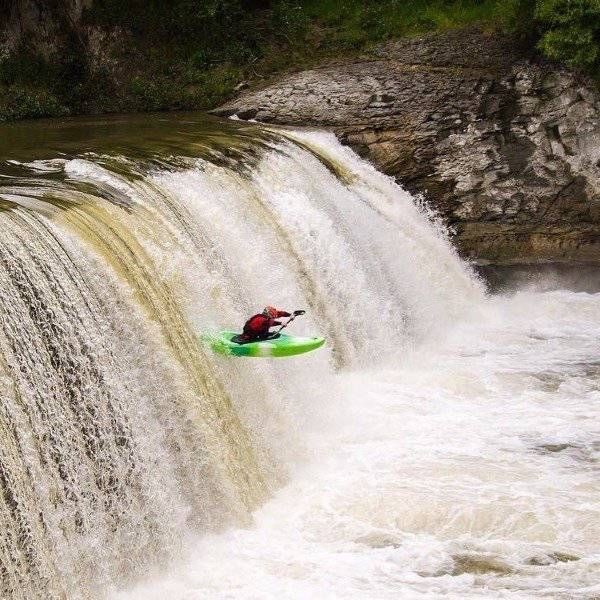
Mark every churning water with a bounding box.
[0,115,597,599]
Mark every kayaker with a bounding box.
[236,306,305,343]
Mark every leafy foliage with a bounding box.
[0,86,68,121]
[535,0,600,70]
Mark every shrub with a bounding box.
[129,76,179,111]
[0,86,69,121]
[535,0,600,70]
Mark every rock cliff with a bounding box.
[215,29,600,266]
[0,0,91,57]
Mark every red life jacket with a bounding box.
[243,314,272,337]
[242,310,291,339]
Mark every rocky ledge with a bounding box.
[215,28,600,266]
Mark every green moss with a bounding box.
[187,66,242,108]
[126,64,240,113]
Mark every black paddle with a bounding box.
[272,310,306,336]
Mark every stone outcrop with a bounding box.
[0,1,92,58]
[215,29,600,266]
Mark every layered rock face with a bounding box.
[215,29,600,266]
[0,0,91,57]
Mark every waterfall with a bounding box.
[0,121,482,598]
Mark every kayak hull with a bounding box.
[206,331,325,358]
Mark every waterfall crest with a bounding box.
[0,118,481,598]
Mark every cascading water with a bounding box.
[0,115,597,599]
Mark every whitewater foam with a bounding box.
[117,290,600,600]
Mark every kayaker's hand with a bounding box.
[293,309,306,316]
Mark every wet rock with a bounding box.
[355,532,403,549]
[214,28,600,266]
[526,551,580,566]
[537,443,573,453]
[451,553,513,575]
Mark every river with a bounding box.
[0,114,597,599]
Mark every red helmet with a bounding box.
[263,306,278,318]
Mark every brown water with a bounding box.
[0,112,269,162]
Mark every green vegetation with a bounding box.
[495,0,600,72]
[536,0,600,70]
[303,0,600,74]
[0,0,598,122]
[302,0,500,50]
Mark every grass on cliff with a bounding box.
[302,0,501,50]
[1,0,598,122]
[302,0,600,73]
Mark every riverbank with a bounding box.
[0,1,499,122]
[2,0,598,124]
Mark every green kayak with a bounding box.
[206,331,325,358]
